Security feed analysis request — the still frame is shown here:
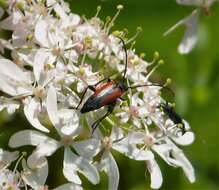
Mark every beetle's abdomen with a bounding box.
[80,83,123,113]
[99,87,123,106]
[80,96,102,113]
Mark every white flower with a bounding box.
[0,169,21,190]
[122,131,195,188]
[116,92,148,128]
[165,0,218,54]
[21,156,48,190]
[0,54,56,132]
[116,49,150,82]
[164,10,199,54]
[0,148,19,169]
[9,86,100,186]
[0,148,48,190]
[69,63,100,93]
[91,126,154,190]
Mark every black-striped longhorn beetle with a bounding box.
[75,37,171,133]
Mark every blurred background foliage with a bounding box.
[0,0,219,190]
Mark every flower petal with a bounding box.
[59,109,80,136]
[172,120,195,145]
[172,131,195,145]
[178,10,199,54]
[0,149,19,164]
[110,127,124,142]
[73,138,101,160]
[171,147,195,183]
[9,130,49,148]
[63,148,100,185]
[22,157,48,190]
[152,144,173,165]
[34,19,49,47]
[27,139,60,167]
[53,183,83,190]
[33,49,48,85]
[47,86,59,127]
[0,97,20,114]
[24,98,49,133]
[0,59,31,96]
[99,152,119,190]
[113,132,154,161]
[0,11,22,30]
[146,159,163,189]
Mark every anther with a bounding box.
[164,78,172,87]
[106,5,124,33]
[95,5,102,17]
[140,53,146,59]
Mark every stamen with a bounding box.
[103,16,111,32]
[95,5,102,17]
[164,78,172,87]
[148,51,160,66]
[102,136,112,151]
[130,41,136,50]
[145,59,164,81]
[13,152,26,174]
[106,5,124,33]
[126,26,142,44]
[144,135,155,147]
[81,51,87,66]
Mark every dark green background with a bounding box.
[0,0,219,189]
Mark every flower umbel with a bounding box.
[0,0,195,189]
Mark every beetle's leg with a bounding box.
[91,101,116,134]
[75,85,95,109]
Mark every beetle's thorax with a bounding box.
[117,81,128,92]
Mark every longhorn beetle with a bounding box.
[75,37,171,133]
[158,101,186,135]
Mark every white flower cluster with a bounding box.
[164,0,219,54]
[0,0,195,189]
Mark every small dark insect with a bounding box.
[158,102,186,135]
[75,37,169,133]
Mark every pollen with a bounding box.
[84,36,93,49]
[102,136,112,151]
[44,63,54,71]
[61,136,74,147]
[34,86,46,99]
[129,106,139,117]
[144,135,155,147]
[52,47,63,57]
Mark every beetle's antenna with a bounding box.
[116,36,128,82]
[128,83,175,97]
